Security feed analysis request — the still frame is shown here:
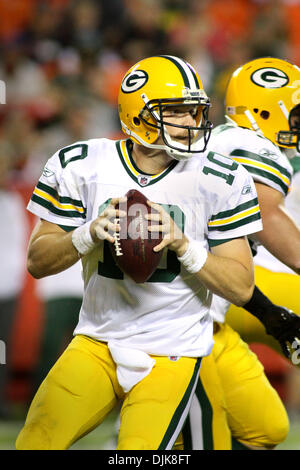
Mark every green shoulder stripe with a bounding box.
[208,212,261,232]
[240,165,289,195]
[230,149,292,178]
[31,194,86,219]
[210,197,259,222]
[36,181,85,208]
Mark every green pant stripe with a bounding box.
[181,372,214,450]
[194,378,214,450]
[158,357,202,450]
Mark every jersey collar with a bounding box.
[116,139,178,187]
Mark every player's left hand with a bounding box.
[145,201,189,257]
[262,306,300,359]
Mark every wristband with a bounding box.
[177,241,208,274]
[72,221,96,256]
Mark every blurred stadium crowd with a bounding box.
[2,0,300,184]
[1,0,300,421]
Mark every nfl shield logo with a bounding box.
[169,356,179,362]
[138,175,149,186]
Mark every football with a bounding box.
[109,189,163,283]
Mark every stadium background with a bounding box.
[0,0,300,449]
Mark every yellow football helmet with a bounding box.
[225,57,300,150]
[118,55,212,160]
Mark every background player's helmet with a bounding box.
[225,57,300,150]
[118,55,212,160]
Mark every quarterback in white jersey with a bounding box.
[184,58,300,451]
[16,56,260,451]
[27,136,260,359]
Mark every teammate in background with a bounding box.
[16,56,262,450]
[185,57,300,450]
[227,157,300,419]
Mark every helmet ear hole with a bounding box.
[260,110,270,120]
[253,108,259,113]
[133,117,140,126]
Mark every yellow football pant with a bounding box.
[183,322,289,450]
[178,351,232,450]
[227,265,300,351]
[16,335,201,450]
[182,265,294,450]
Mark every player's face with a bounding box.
[289,104,300,151]
[289,106,300,131]
[161,105,198,143]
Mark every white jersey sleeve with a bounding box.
[26,140,97,229]
[209,124,293,196]
[200,149,263,324]
[202,151,263,247]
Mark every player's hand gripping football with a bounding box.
[90,197,127,244]
[261,306,300,359]
[146,201,189,257]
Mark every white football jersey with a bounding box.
[27,137,262,357]
[207,123,293,322]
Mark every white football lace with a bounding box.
[113,218,123,256]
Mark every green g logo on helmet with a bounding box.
[251,68,289,88]
[121,70,149,94]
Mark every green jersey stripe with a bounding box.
[31,194,86,219]
[59,225,77,232]
[125,139,178,181]
[230,149,292,179]
[36,181,85,208]
[240,165,289,195]
[116,140,178,187]
[208,212,261,232]
[210,197,259,222]
[116,140,138,184]
[208,238,234,247]
[125,139,154,176]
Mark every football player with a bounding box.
[16,56,262,450]
[185,57,300,450]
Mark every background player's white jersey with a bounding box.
[27,137,262,357]
[207,123,293,323]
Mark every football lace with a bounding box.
[113,217,123,256]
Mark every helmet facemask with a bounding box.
[277,104,300,152]
[118,55,213,160]
[138,93,212,161]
